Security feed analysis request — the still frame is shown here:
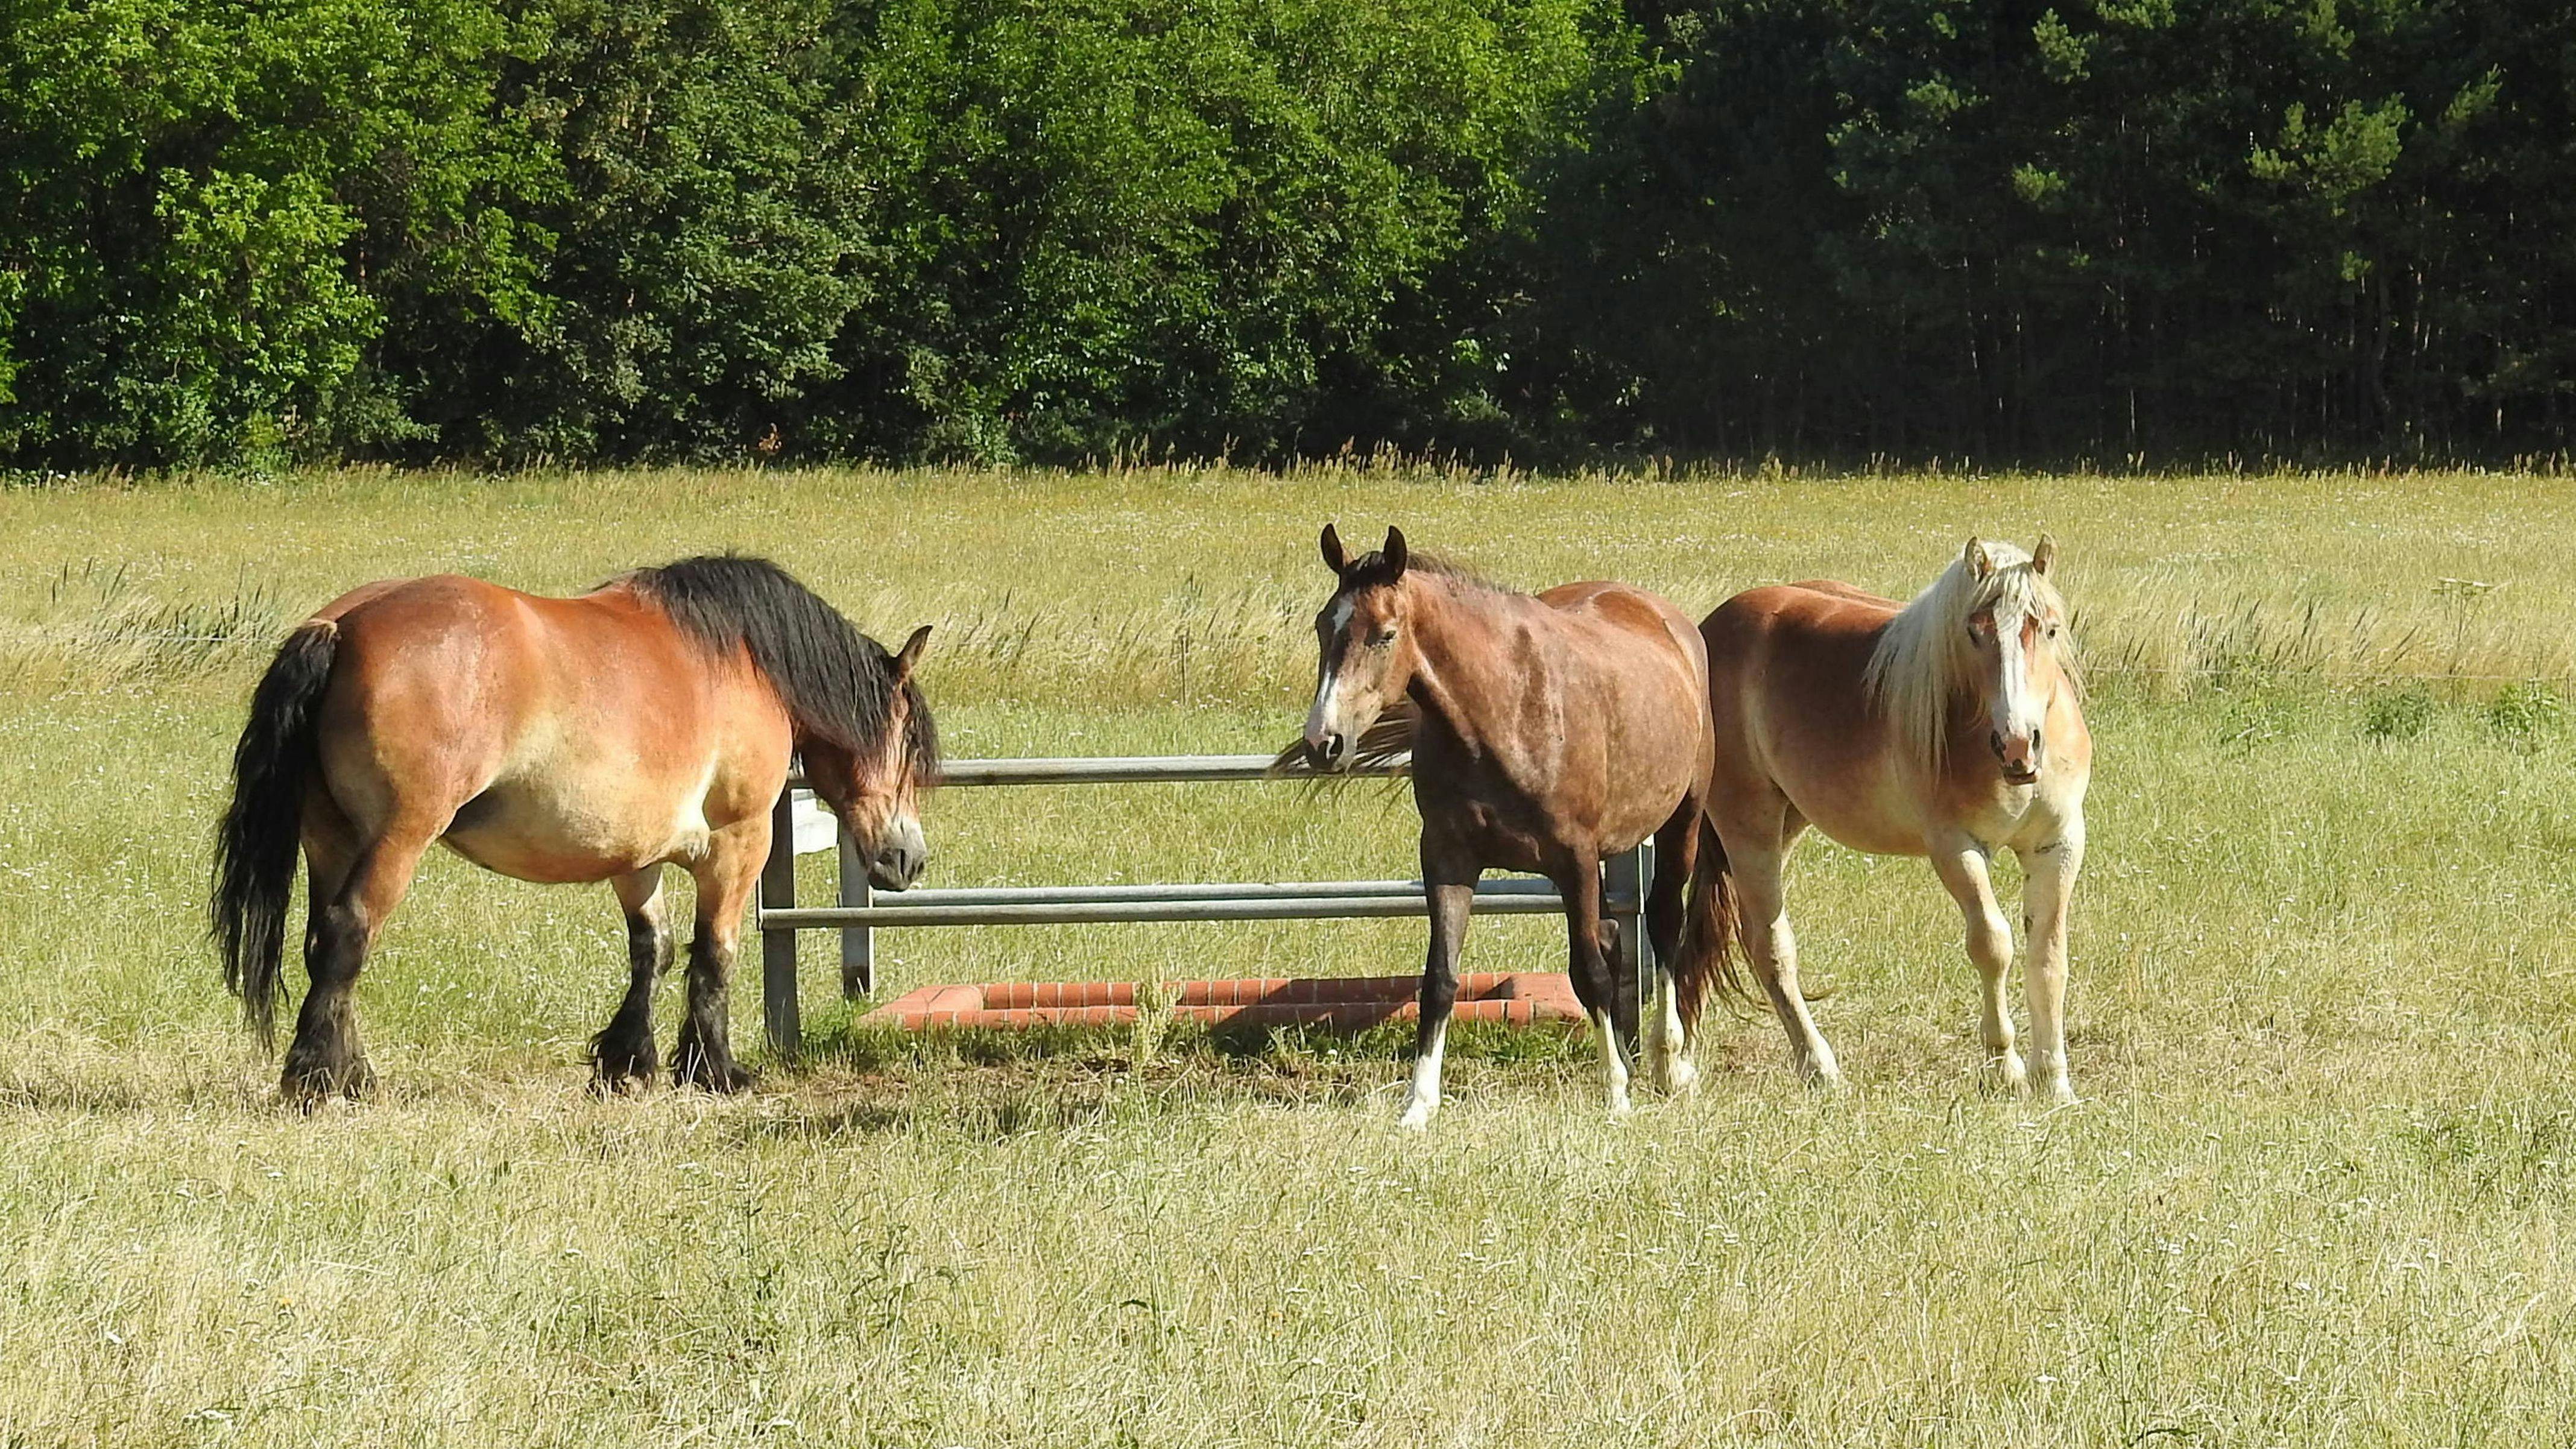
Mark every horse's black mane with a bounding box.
[629,555,938,780]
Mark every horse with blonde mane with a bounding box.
[1668,537,2091,1099]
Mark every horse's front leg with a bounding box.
[1558,854,1632,1118]
[1399,848,1478,1132]
[590,865,670,1093]
[673,824,766,1093]
[1930,839,2023,1093]
[2019,825,2085,1103]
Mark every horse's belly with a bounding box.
[1773,767,1931,858]
[442,777,711,883]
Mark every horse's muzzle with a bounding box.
[1992,728,2043,786]
[1306,732,1353,773]
[868,845,925,891]
[868,817,928,890]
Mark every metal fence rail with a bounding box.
[754,754,1654,1053]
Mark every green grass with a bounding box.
[3,464,2575,1445]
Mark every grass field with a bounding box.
[4,464,2575,1445]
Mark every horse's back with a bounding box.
[1536,579,1708,673]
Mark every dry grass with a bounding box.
[2,464,2574,1446]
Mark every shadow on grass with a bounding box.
[731,1016,1591,1143]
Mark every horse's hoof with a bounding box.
[1395,1100,1436,1132]
[590,1040,661,1096]
[1980,1054,2030,1096]
[674,1059,754,1094]
[588,1066,655,1098]
[281,1058,373,1108]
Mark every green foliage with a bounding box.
[2361,686,2436,742]
[809,0,1611,463]
[2486,683,2567,751]
[1515,0,2576,462]
[0,0,1615,466]
[7,0,2576,467]
[0,0,549,467]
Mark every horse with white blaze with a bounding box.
[1289,524,1717,1129]
[1671,537,2092,1100]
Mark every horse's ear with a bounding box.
[2031,534,2058,576]
[891,624,932,685]
[1320,523,1348,574]
[1963,538,1995,579]
[1383,526,1409,576]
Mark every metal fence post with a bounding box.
[837,829,874,997]
[759,789,801,1056]
[1604,841,1655,1058]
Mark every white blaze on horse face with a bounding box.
[1304,595,1356,754]
[1990,610,2047,777]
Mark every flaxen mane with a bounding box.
[1862,541,2077,771]
[628,556,939,781]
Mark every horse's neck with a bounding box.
[1403,575,1530,762]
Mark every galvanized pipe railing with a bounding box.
[754,754,1655,1054]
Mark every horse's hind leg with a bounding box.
[285,812,435,1103]
[1726,828,1841,1089]
[1644,804,1702,1095]
[590,866,670,1094]
[1930,839,2024,1094]
[673,821,765,1093]
[1558,854,1633,1117]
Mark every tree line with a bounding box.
[4,0,2570,471]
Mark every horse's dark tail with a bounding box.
[1668,816,1754,1032]
[212,621,337,1050]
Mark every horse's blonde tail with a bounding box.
[1668,816,1753,1032]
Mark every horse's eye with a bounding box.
[1371,627,1398,648]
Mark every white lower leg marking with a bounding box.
[1397,1016,1447,1131]
[1655,968,1697,1093]
[1593,1007,1633,1116]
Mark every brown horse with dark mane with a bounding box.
[210,556,938,1102]
[1293,526,1716,1129]
[1668,538,2091,1100]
